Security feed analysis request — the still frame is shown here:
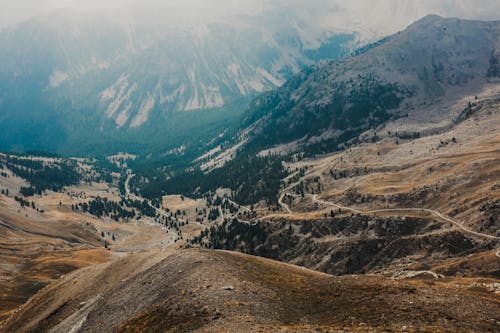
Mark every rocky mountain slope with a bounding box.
[215,15,500,158]
[2,3,500,156]
[199,215,497,277]
[130,15,500,225]
[1,10,499,333]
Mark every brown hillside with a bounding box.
[2,249,499,333]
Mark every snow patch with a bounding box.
[248,78,266,92]
[194,145,222,162]
[101,75,137,120]
[100,74,128,103]
[162,84,186,104]
[227,63,248,96]
[185,90,200,111]
[164,145,186,156]
[228,63,240,77]
[201,84,224,109]
[115,102,133,128]
[108,83,137,118]
[184,68,224,111]
[130,94,155,128]
[257,67,284,87]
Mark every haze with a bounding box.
[2,0,500,33]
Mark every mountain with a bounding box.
[0,2,356,154]
[151,15,500,210]
[223,15,500,157]
[1,6,500,333]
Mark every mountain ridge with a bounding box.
[219,15,500,158]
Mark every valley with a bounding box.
[193,85,500,277]
[0,80,498,331]
[0,165,178,322]
[0,1,357,155]
[0,10,499,333]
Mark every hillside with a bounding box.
[1,123,499,332]
[0,154,179,321]
[136,16,500,212]
[0,195,110,322]
[1,80,498,332]
[215,15,500,157]
[0,101,498,331]
[0,11,500,333]
[194,87,500,277]
[2,249,499,333]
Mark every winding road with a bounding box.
[219,206,225,223]
[256,194,293,221]
[126,171,500,250]
[123,172,135,200]
[226,198,251,212]
[310,194,500,241]
[261,187,499,243]
[278,193,293,214]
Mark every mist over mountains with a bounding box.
[0,1,356,153]
[0,0,499,155]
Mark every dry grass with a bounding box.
[4,249,498,332]
[285,98,500,233]
[0,180,174,323]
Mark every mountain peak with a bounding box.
[416,14,444,22]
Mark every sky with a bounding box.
[0,0,135,28]
[1,0,500,31]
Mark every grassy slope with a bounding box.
[2,249,499,332]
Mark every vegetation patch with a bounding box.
[134,154,287,206]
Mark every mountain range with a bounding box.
[0,8,499,332]
[0,2,356,153]
[2,1,500,156]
